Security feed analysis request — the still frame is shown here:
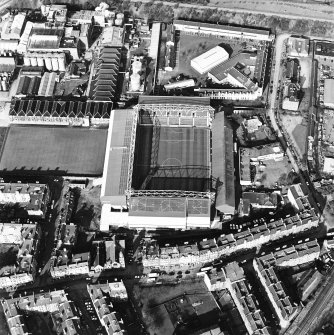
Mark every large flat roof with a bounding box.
[129,197,210,217]
[212,112,235,213]
[0,126,107,176]
[174,20,270,36]
[138,95,211,106]
[324,79,334,105]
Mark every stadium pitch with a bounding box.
[132,125,211,192]
[0,126,107,176]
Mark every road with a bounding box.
[268,33,301,173]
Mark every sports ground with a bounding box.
[0,126,107,176]
[132,125,211,192]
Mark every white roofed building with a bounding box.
[324,79,334,108]
[323,157,334,174]
[288,37,309,57]
[191,46,229,75]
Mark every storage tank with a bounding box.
[23,57,30,66]
[37,57,44,67]
[129,73,141,92]
[1,81,7,91]
[30,58,37,67]
[51,58,59,72]
[45,58,52,71]
[58,58,66,72]
[114,19,122,26]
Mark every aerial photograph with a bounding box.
[1,0,334,334]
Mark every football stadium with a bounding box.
[101,96,235,230]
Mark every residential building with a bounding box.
[241,191,278,216]
[142,210,319,269]
[0,222,40,289]
[1,290,83,335]
[282,83,300,111]
[253,239,319,328]
[202,262,271,334]
[87,282,128,334]
[51,251,90,279]
[288,37,309,57]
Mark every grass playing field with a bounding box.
[132,125,211,191]
[0,126,107,176]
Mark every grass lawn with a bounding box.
[74,185,102,231]
[257,157,293,188]
[0,126,107,176]
[0,244,19,268]
[0,127,8,160]
[292,124,307,156]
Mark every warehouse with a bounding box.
[191,46,229,75]
[324,79,334,108]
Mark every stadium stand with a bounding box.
[212,112,235,214]
[9,99,112,126]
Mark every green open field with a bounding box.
[0,126,107,176]
[292,124,307,157]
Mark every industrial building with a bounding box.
[100,26,124,47]
[23,52,66,72]
[174,20,272,41]
[90,47,121,102]
[195,48,268,100]
[164,79,195,91]
[100,96,223,231]
[191,46,229,75]
[1,13,25,40]
[324,78,334,108]
[148,22,161,60]
[128,55,146,93]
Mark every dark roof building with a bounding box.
[90,47,121,102]
[212,111,235,214]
